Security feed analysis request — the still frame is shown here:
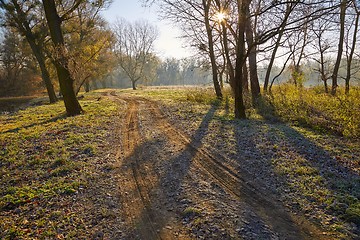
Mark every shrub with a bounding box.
[267,85,360,138]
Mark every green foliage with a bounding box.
[345,203,360,225]
[290,69,306,88]
[267,84,360,138]
[185,88,220,105]
[182,207,202,219]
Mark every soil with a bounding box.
[100,91,335,240]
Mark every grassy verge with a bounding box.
[0,91,119,238]
[265,84,360,138]
[137,85,360,139]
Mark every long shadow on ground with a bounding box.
[120,101,321,239]
[243,100,360,237]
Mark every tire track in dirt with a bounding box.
[140,97,331,240]
[120,98,163,239]
[114,95,190,240]
[110,92,332,239]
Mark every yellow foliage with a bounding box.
[268,84,360,138]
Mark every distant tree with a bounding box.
[156,58,182,85]
[0,27,43,96]
[0,0,58,103]
[112,18,158,90]
[0,28,25,85]
[310,14,334,93]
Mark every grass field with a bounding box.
[0,86,359,239]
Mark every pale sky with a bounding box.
[101,0,191,59]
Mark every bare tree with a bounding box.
[344,0,359,94]
[232,0,248,119]
[288,13,311,88]
[245,1,260,102]
[263,2,297,92]
[113,18,158,90]
[310,14,334,93]
[147,0,357,117]
[331,0,348,95]
[203,0,222,99]
[153,0,223,98]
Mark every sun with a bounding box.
[215,11,227,22]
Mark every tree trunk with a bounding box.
[264,3,292,92]
[269,51,292,91]
[221,21,235,89]
[345,4,359,95]
[42,0,82,116]
[242,61,249,93]
[245,6,261,102]
[318,39,329,94]
[293,18,309,88]
[323,78,329,93]
[132,80,137,90]
[203,0,222,99]
[331,0,347,95]
[38,57,58,103]
[232,0,247,119]
[29,41,57,103]
[84,81,90,92]
[219,69,224,89]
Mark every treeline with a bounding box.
[110,57,212,89]
[0,27,43,97]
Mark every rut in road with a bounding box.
[113,94,329,240]
[115,97,188,240]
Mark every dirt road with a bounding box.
[110,93,330,239]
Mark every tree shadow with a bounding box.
[251,102,360,234]
[0,97,48,114]
[226,119,318,239]
[118,104,218,239]
[254,95,281,123]
[120,101,325,239]
[224,95,230,118]
[278,126,359,192]
[254,95,360,198]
